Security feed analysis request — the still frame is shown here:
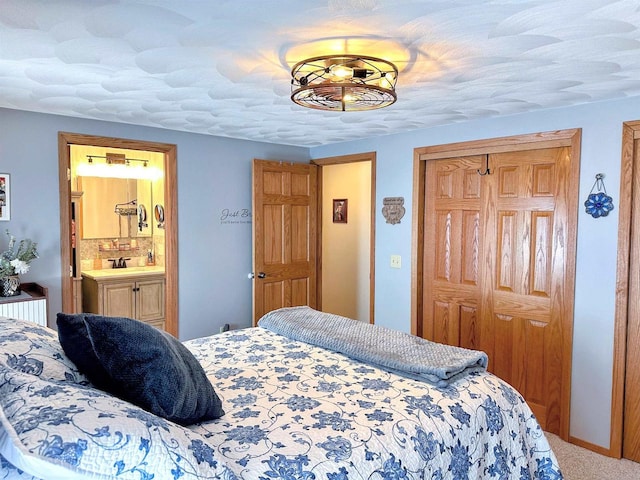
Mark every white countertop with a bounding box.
[81,266,165,280]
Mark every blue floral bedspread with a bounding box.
[0,317,563,479]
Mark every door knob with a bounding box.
[248,272,267,279]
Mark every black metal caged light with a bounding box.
[290,54,398,111]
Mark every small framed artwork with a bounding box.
[0,174,9,221]
[333,198,348,223]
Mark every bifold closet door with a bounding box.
[422,146,573,435]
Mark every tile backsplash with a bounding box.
[78,237,158,271]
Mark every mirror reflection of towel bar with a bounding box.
[114,199,137,216]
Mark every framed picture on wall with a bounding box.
[333,198,347,223]
[0,174,9,221]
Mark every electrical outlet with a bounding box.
[390,254,402,269]
[219,323,230,333]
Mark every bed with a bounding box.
[0,307,563,479]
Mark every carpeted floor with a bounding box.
[546,433,640,479]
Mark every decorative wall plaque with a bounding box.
[584,173,614,218]
[382,197,405,225]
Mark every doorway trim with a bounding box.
[611,120,640,459]
[312,152,376,324]
[411,129,581,441]
[58,132,179,336]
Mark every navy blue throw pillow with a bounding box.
[57,313,224,425]
[56,313,114,391]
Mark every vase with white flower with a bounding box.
[0,230,38,297]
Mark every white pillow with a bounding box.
[0,317,87,384]
[0,318,232,480]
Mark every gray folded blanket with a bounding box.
[258,306,488,387]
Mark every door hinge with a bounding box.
[67,168,71,181]
[69,265,73,277]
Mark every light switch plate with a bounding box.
[390,254,402,269]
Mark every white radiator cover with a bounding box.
[0,298,47,326]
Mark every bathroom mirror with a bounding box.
[78,176,153,239]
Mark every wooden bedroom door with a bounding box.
[252,159,318,324]
[422,145,576,436]
[618,121,640,461]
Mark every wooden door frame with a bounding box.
[411,129,581,441]
[58,132,179,337]
[311,152,376,324]
[611,120,640,458]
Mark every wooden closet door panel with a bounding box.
[417,130,579,440]
[484,147,569,434]
[423,156,483,345]
[423,146,572,436]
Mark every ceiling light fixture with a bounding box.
[290,54,398,111]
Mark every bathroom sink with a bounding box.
[116,266,163,273]
[81,266,165,280]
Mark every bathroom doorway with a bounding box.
[58,132,179,336]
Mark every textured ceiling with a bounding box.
[1,0,639,147]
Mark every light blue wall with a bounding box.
[0,108,308,341]
[2,93,637,449]
[311,95,640,449]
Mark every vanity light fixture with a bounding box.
[77,154,162,180]
[290,54,398,111]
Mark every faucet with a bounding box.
[109,258,130,268]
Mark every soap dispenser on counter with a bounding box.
[146,249,155,266]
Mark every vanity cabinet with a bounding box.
[82,271,165,330]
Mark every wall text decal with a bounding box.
[220,208,252,225]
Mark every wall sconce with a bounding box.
[77,153,162,180]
